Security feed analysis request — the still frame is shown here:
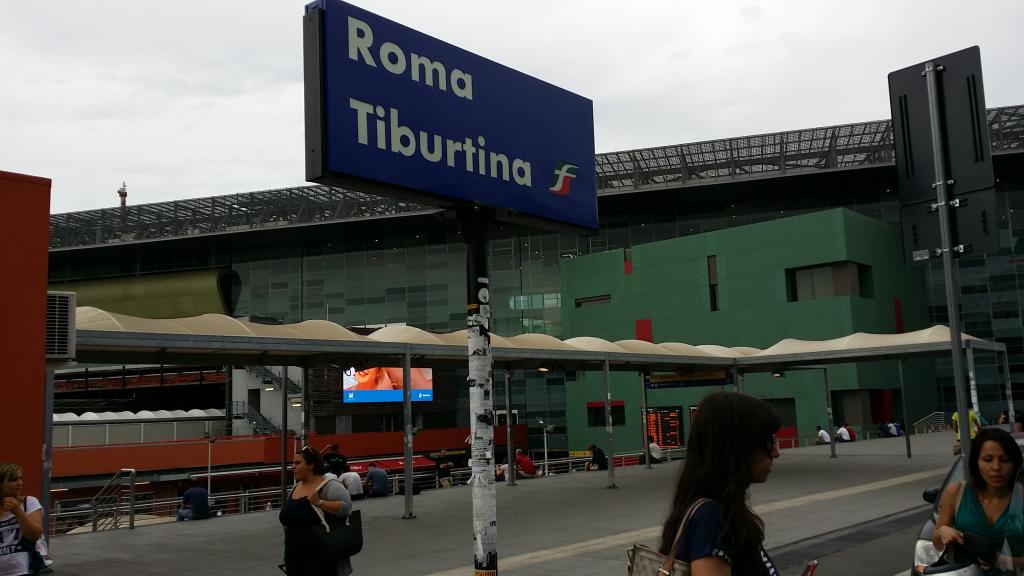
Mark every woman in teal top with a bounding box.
[934,427,1023,571]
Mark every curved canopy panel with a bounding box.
[614,339,673,356]
[368,325,445,345]
[79,412,100,420]
[77,307,192,334]
[658,342,719,357]
[732,347,764,356]
[115,411,139,419]
[505,333,578,351]
[434,330,513,348]
[53,413,78,422]
[187,409,208,417]
[284,320,368,341]
[167,315,253,337]
[204,408,224,417]
[564,337,625,354]
[694,345,748,358]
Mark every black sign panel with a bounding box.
[887,46,998,263]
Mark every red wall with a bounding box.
[0,171,50,497]
[52,425,530,478]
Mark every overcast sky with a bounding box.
[3,1,1022,214]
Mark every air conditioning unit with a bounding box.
[46,291,76,360]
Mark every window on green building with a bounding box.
[587,403,625,427]
[786,261,873,302]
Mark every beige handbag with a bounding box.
[627,498,710,575]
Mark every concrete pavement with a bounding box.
[50,431,957,575]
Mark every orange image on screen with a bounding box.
[349,367,433,390]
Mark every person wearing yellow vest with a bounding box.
[951,409,980,455]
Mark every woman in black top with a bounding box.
[280,446,353,576]
[659,392,781,576]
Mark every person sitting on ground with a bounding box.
[815,425,831,445]
[339,469,364,501]
[321,443,349,477]
[648,436,664,463]
[365,462,390,497]
[845,423,857,442]
[888,421,899,437]
[585,444,608,471]
[835,424,851,443]
[514,449,538,478]
[177,478,210,521]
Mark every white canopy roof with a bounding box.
[71,307,1005,372]
[53,408,225,423]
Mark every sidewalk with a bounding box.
[51,432,956,575]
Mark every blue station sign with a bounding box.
[304,0,598,232]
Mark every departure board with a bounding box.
[645,407,683,447]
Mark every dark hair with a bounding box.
[298,446,330,475]
[968,427,1023,489]
[649,436,655,443]
[660,392,780,564]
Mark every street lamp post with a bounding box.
[537,418,549,476]
[204,432,217,495]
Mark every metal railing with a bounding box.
[246,366,301,395]
[52,448,688,536]
[914,412,948,434]
[52,486,284,536]
[88,469,136,532]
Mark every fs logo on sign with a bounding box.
[548,162,578,196]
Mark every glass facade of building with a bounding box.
[49,109,1024,446]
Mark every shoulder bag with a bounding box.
[310,479,364,561]
[627,498,710,576]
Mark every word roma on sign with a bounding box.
[345,17,532,187]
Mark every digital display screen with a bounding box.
[342,367,434,403]
[646,407,683,448]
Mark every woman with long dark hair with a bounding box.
[933,427,1023,571]
[280,446,353,576]
[659,392,781,576]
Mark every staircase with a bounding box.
[246,366,301,395]
[914,412,948,434]
[232,400,280,435]
[90,469,136,532]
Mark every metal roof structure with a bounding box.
[71,307,1005,372]
[49,105,1024,250]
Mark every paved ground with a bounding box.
[50,432,956,575]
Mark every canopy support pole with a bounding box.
[280,365,288,506]
[402,347,415,519]
[731,365,742,393]
[898,360,912,458]
[1004,351,1016,425]
[824,367,837,459]
[641,372,651,470]
[505,369,516,486]
[603,359,617,489]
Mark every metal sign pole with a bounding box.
[461,207,497,575]
[280,366,288,506]
[1004,351,1016,425]
[924,60,973,475]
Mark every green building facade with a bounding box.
[561,209,937,452]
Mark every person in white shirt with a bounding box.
[836,425,851,443]
[815,425,831,445]
[339,471,364,501]
[647,436,664,463]
[0,462,44,576]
